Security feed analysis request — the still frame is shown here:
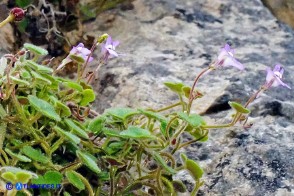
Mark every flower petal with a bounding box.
[223,57,244,70]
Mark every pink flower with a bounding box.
[70,43,93,62]
[214,44,244,70]
[56,43,93,71]
[101,36,120,58]
[265,64,291,89]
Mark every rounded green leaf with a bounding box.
[80,89,95,106]
[88,116,105,135]
[16,172,32,184]
[76,150,101,174]
[28,95,61,121]
[26,60,53,73]
[120,126,156,139]
[64,119,89,139]
[228,101,251,114]
[22,146,49,164]
[164,82,185,94]
[5,148,31,162]
[106,108,138,120]
[66,171,85,190]
[63,81,83,92]
[32,171,62,185]
[182,86,191,98]
[185,159,203,180]
[178,112,206,128]
[24,43,48,56]
[53,126,81,144]
[1,172,17,183]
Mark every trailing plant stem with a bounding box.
[187,67,211,114]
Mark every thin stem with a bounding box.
[81,41,97,77]
[109,166,116,196]
[177,130,209,149]
[187,67,211,114]
[191,180,201,196]
[165,115,178,140]
[0,15,14,28]
[148,101,182,113]
[156,168,163,194]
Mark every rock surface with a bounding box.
[86,0,294,195]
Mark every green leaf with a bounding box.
[172,180,187,193]
[16,0,32,7]
[1,172,17,183]
[28,95,61,121]
[102,128,121,137]
[161,176,174,193]
[180,153,188,164]
[16,172,32,184]
[10,76,30,86]
[138,109,167,123]
[164,82,185,94]
[66,171,85,190]
[80,89,95,106]
[190,129,208,142]
[228,101,251,114]
[64,192,71,196]
[64,119,89,139]
[24,43,48,56]
[21,70,31,79]
[22,146,49,164]
[32,171,62,185]
[76,150,101,174]
[152,152,176,174]
[177,112,205,128]
[26,60,53,73]
[182,86,191,98]
[53,126,81,144]
[88,116,105,135]
[105,141,125,155]
[185,159,203,180]
[55,100,71,117]
[31,70,52,85]
[106,108,138,120]
[5,148,31,162]
[63,81,83,92]
[120,126,156,139]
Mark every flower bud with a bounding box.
[10,7,26,22]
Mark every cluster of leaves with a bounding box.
[0,43,208,195]
[9,0,130,56]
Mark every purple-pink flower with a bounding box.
[56,43,93,71]
[265,64,291,89]
[70,43,93,62]
[214,44,244,70]
[101,36,120,59]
